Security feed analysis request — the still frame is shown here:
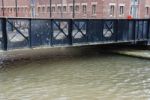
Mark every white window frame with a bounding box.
[119,4,125,16]
[109,3,116,17]
[82,3,87,15]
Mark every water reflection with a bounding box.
[0,50,150,100]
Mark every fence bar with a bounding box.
[1,18,7,51]
[132,20,136,43]
[114,20,119,42]
[68,19,73,45]
[29,19,32,48]
[146,19,150,40]
[50,19,53,46]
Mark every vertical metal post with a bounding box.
[68,19,73,45]
[15,0,18,17]
[114,19,118,42]
[2,18,7,51]
[146,19,150,40]
[73,0,75,18]
[2,0,5,16]
[50,19,53,46]
[29,19,32,48]
[86,19,89,42]
[101,19,104,42]
[132,20,136,43]
[49,0,52,18]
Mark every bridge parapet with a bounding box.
[0,18,150,51]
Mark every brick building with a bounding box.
[145,0,150,18]
[35,0,150,19]
[0,0,150,19]
[0,0,30,17]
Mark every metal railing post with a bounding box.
[114,19,119,42]
[2,18,7,51]
[86,19,89,42]
[132,20,136,43]
[147,19,150,41]
[50,19,53,46]
[29,19,32,48]
[68,19,73,45]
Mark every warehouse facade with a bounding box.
[0,0,150,19]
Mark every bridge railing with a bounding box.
[0,18,150,51]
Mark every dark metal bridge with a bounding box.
[0,18,150,51]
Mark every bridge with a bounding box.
[0,18,150,51]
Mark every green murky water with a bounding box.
[0,48,150,100]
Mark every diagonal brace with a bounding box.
[53,21,68,37]
[105,22,114,34]
[7,20,28,41]
[73,22,86,37]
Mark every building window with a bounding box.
[119,6,124,15]
[8,8,9,12]
[0,8,2,12]
[63,6,67,12]
[25,8,27,13]
[10,8,12,13]
[47,7,50,12]
[52,7,55,12]
[110,5,115,16]
[82,5,87,14]
[23,8,25,13]
[92,5,96,15]
[58,6,61,12]
[132,0,139,4]
[13,8,16,12]
[42,7,45,12]
[75,5,79,12]
[30,0,35,5]
[38,7,40,12]
[146,7,149,15]
[70,6,73,12]
[17,8,20,12]
[31,7,35,17]
[21,8,23,12]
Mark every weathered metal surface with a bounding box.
[0,18,150,50]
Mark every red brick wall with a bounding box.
[36,0,104,19]
[35,0,132,19]
[0,0,30,17]
[0,0,150,19]
[17,0,30,17]
[102,0,131,19]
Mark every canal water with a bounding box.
[0,47,150,100]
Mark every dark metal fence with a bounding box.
[0,18,150,51]
[0,19,2,49]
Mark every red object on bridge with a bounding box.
[127,15,132,19]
